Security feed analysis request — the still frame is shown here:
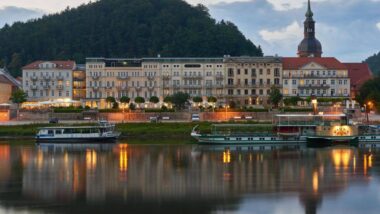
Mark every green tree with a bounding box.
[0,0,262,77]
[172,92,190,110]
[357,77,380,110]
[207,96,217,103]
[134,96,145,104]
[106,96,116,109]
[164,96,173,104]
[10,89,27,105]
[149,96,159,104]
[269,87,283,108]
[120,96,130,104]
[192,96,203,104]
[10,89,27,120]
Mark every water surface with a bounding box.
[0,141,379,214]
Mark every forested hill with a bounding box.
[0,0,263,77]
[365,52,380,76]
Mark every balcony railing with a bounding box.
[215,74,224,79]
[117,76,129,80]
[298,84,330,89]
[30,85,38,90]
[91,75,101,80]
[43,76,51,81]
[43,85,51,89]
[147,76,155,80]
[283,74,348,79]
[116,85,128,91]
[56,75,64,81]
[183,85,202,89]
[162,75,171,80]
[56,85,64,90]
[31,76,38,81]
[183,75,203,79]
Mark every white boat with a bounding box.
[36,121,120,143]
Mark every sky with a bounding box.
[0,0,379,62]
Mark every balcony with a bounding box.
[162,75,171,80]
[147,76,155,81]
[92,86,100,91]
[56,75,64,81]
[205,84,213,89]
[298,84,330,89]
[43,85,51,89]
[215,74,224,79]
[56,85,64,90]
[104,85,113,90]
[183,75,203,79]
[116,85,128,91]
[30,85,38,90]
[43,76,51,81]
[148,85,155,91]
[135,86,142,91]
[183,85,202,89]
[92,75,101,80]
[173,84,181,89]
[283,74,348,79]
[117,76,129,80]
[31,76,38,81]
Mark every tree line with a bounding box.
[0,0,263,77]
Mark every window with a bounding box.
[228,89,233,95]
[331,80,335,85]
[292,80,297,85]
[244,69,248,75]
[259,69,263,75]
[259,89,263,95]
[284,80,288,85]
[267,69,271,75]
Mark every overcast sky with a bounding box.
[0,0,379,62]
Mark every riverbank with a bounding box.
[0,122,273,143]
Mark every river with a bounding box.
[0,141,379,214]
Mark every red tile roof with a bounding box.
[282,57,347,70]
[23,61,76,70]
[344,63,373,88]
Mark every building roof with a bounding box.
[0,68,21,87]
[282,57,347,70]
[23,60,76,70]
[344,63,373,87]
[224,56,282,64]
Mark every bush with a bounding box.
[282,108,313,112]
[53,106,83,113]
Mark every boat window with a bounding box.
[48,130,54,135]
[55,130,62,135]
[64,129,73,134]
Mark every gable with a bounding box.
[300,62,327,70]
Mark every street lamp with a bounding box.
[311,95,318,115]
[365,101,373,124]
[225,105,230,121]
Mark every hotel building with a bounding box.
[84,57,225,109]
[22,61,76,102]
[282,57,350,98]
[224,56,282,106]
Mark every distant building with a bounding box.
[282,57,350,98]
[84,57,225,109]
[84,58,145,109]
[223,56,282,106]
[0,68,20,103]
[22,61,76,102]
[344,63,373,98]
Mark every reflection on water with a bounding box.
[0,142,379,214]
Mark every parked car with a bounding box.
[192,114,200,122]
[49,118,59,124]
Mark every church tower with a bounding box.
[297,0,322,57]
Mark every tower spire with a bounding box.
[306,0,313,18]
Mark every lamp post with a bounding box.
[366,101,373,124]
[225,105,229,121]
[311,96,318,115]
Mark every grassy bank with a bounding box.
[0,122,274,144]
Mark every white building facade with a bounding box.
[22,61,76,102]
[282,57,350,98]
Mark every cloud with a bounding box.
[186,0,252,5]
[377,22,380,30]
[0,0,91,13]
[258,21,303,55]
[0,6,43,27]
[266,0,328,11]
[259,21,302,43]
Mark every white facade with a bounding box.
[22,61,75,102]
[282,61,350,97]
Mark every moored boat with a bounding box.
[191,114,380,147]
[36,121,120,143]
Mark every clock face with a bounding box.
[307,28,313,33]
